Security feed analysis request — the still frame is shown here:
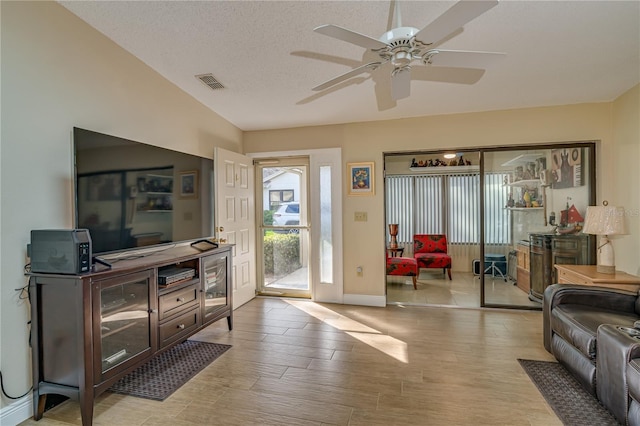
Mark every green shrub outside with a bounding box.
[263,233,301,275]
[263,209,274,226]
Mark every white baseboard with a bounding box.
[342,294,386,307]
[0,396,32,426]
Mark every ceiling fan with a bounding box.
[312,0,506,101]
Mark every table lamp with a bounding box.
[582,201,627,274]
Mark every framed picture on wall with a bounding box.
[179,171,198,198]
[551,148,583,189]
[347,162,374,196]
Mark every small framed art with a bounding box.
[179,171,198,198]
[347,162,374,196]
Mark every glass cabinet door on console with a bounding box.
[202,252,231,326]
[92,270,158,382]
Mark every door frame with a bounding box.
[248,148,343,303]
[254,156,311,298]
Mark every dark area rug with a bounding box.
[518,359,621,426]
[108,340,231,401]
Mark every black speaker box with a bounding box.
[29,229,92,274]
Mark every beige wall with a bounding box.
[612,84,640,275]
[0,1,242,411]
[245,101,639,297]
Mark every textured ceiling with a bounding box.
[60,1,640,132]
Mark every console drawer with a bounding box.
[159,307,200,348]
[159,284,199,321]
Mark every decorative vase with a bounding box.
[388,224,399,249]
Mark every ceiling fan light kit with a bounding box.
[311,0,505,101]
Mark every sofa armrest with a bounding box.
[596,324,640,424]
[542,284,638,352]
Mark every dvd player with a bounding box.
[158,267,195,285]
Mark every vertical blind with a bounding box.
[415,176,443,234]
[484,172,511,245]
[385,172,509,246]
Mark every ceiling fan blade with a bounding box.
[425,50,506,69]
[314,24,388,50]
[290,51,362,69]
[312,62,383,91]
[391,68,411,100]
[415,1,498,45]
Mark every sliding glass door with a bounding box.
[482,146,596,308]
[384,143,596,309]
[482,150,540,308]
[385,152,481,306]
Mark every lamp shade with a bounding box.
[582,204,627,236]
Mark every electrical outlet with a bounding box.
[356,266,363,277]
[354,211,367,222]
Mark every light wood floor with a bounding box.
[20,298,560,426]
[387,270,539,308]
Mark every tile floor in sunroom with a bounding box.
[387,270,539,308]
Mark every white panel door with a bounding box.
[214,147,256,309]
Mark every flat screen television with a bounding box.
[73,127,214,255]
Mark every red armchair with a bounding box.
[413,234,452,280]
[386,253,418,289]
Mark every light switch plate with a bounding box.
[354,211,367,222]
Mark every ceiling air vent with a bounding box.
[196,73,225,91]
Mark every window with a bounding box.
[385,172,508,245]
[484,172,510,245]
[269,189,294,209]
[285,204,299,214]
[319,165,333,283]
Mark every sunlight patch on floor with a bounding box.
[284,299,409,363]
[346,332,409,363]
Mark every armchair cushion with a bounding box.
[386,256,418,290]
[413,234,452,280]
[414,234,449,254]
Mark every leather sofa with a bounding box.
[628,356,640,425]
[597,323,640,424]
[543,284,640,395]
